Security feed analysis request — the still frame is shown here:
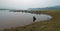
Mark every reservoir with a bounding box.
[0,10,52,30]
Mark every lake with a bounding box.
[0,10,52,30]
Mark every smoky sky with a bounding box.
[0,0,60,10]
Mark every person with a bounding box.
[33,16,36,22]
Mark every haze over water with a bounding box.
[0,0,60,10]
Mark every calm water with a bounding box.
[0,10,52,30]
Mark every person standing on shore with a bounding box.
[33,16,36,22]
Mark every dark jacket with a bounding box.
[33,16,36,22]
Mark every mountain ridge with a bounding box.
[28,6,60,10]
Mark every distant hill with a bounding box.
[0,9,10,10]
[28,6,60,10]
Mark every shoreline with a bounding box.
[2,10,60,31]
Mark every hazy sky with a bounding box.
[0,0,60,10]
